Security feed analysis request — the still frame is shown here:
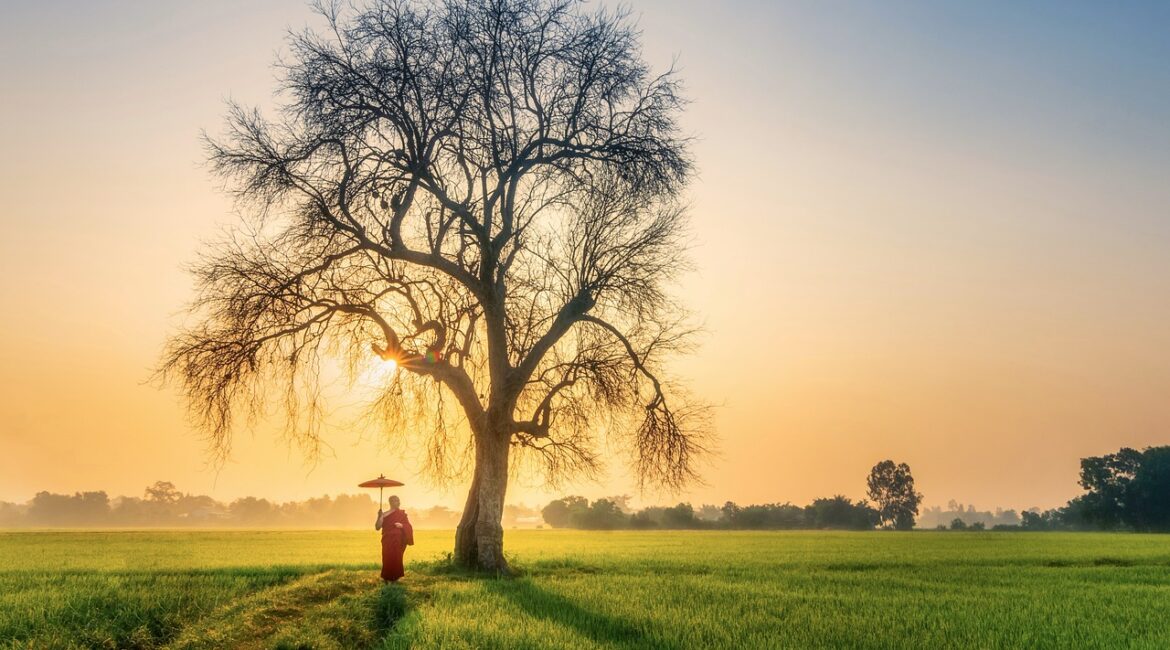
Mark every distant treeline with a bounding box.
[540,446,1170,532]
[5,446,1165,531]
[541,496,882,531]
[0,481,542,529]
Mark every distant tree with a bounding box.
[541,496,589,529]
[0,501,24,527]
[299,496,334,525]
[663,503,698,528]
[229,497,279,525]
[144,481,181,505]
[340,495,368,518]
[721,501,741,522]
[807,495,879,530]
[629,509,658,529]
[577,499,630,529]
[950,518,968,530]
[626,505,663,527]
[27,491,111,526]
[1019,509,1067,531]
[604,495,634,514]
[970,521,985,531]
[1077,446,1170,532]
[719,502,807,529]
[996,509,1020,526]
[110,497,150,525]
[866,460,924,530]
[538,497,632,529]
[760,503,809,529]
[176,493,220,517]
[135,481,185,522]
[1132,449,1170,531]
[696,504,723,522]
[1019,510,1042,530]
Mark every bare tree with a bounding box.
[160,0,707,571]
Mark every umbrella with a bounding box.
[359,474,404,506]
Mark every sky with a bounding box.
[2,1,1169,512]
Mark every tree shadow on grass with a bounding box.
[485,578,680,650]
[375,580,410,628]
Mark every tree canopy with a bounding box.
[1075,446,1170,532]
[866,460,923,530]
[161,0,707,570]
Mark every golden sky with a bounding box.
[2,1,1169,511]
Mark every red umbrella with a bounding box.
[359,474,405,505]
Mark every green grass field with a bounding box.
[3,530,1170,649]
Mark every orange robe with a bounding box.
[380,509,414,581]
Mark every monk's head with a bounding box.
[388,495,401,510]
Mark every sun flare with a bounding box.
[378,357,398,379]
[358,356,398,388]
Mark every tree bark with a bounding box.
[453,427,510,572]
[453,468,481,566]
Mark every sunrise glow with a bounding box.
[1,0,1167,515]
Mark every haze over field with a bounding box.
[2,0,1169,511]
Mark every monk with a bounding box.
[374,495,414,582]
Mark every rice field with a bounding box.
[3,529,1170,649]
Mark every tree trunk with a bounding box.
[453,428,510,572]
